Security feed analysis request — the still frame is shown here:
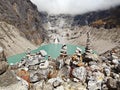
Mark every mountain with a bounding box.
[41,6,120,30]
[73,6,120,29]
[41,6,120,54]
[0,0,47,44]
[0,0,47,56]
[0,0,120,56]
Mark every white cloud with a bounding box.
[31,0,120,15]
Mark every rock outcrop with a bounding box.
[0,70,29,90]
[0,47,8,75]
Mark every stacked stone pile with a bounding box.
[1,32,120,90]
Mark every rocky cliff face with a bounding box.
[0,0,46,45]
[0,0,48,56]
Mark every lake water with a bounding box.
[7,44,85,64]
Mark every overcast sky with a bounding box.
[31,0,120,15]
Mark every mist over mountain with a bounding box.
[31,0,120,15]
[0,0,120,56]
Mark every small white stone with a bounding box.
[76,47,82,52]
[0,47,3,53]
[40,50,47,56]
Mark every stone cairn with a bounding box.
[71,47,84,67]
[4,36,119,90]
[85,32,92,53]
[60,44,67,57]
[83,32,99,63]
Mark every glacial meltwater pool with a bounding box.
[7,44,85,64]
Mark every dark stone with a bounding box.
[0,61,9,75]
[0,48,8,75]
[0,70,18,87]
[107,78,118,89]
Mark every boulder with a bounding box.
[37,68,49,80]
[107,77,118,89]
[72,66,86,82]
[102,84,108,90]
[33,80,44,90]
[48,77,63,85]
[112,59,119,65]
[43,83,53,90]
[30,73,40,83]
[48,69,58,79]
[117,80,120,90]
[63,81,86,90]
[0,61,9,75]
[32,81,54,90]
[84,53,99,62]
[88,80,101,90]
[32,59,40,65]
[0,81,28,90]
[57,66,71,79]
[39,60,49,69]
[39,50,47,57]
[90,65,99,71]
[0,70,28,90]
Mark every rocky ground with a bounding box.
[0,0,120,90]
[64,26,120,54]
[0,32,120,90]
